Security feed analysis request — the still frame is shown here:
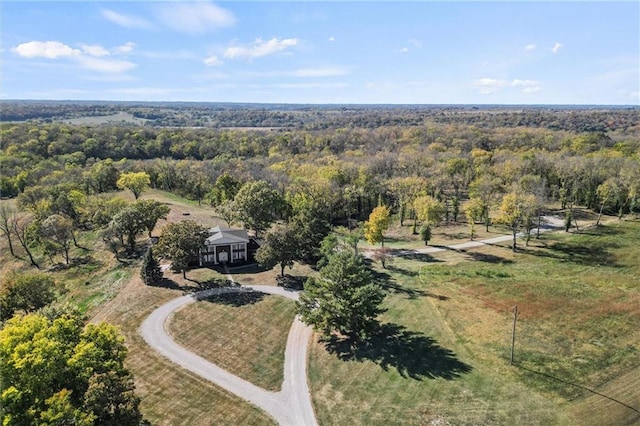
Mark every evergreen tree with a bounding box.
[297,251,386,343]
[140,247,162,285]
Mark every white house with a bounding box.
[199,226,249,266]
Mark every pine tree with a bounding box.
[140,247,162,285]
[297,251,386,342]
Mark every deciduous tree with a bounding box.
[0,205,17,258]
[463,198,486,240]
[156,220,208,278]
[40,214,74,264]
[255,223,300,277]
[233,180,286,236]
[495,192,537,252]
[110,206,146,253]
[134,199,170,237]
[364,205,391,247]
[0,272,56,321]
[413,196,445,229]
[117,172,151,200]
[0,313,144,425]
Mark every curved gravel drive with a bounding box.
[140,285,317,426]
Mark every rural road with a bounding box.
[140,284,317,426]
[370,215,565,258]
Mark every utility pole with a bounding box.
[510,305,518,366]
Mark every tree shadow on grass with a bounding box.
[198,291,265,307]
[397,251,444,263]
[324,323,472,380]
[386,264,419,277]
[276,274,306,290]
[460,250,513,265]
[381,281,450,301]
[151,278,183,291]
[525,239,620,267]
[577,225,622,237]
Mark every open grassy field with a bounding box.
[309,219,640,425]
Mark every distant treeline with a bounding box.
[1,101,638,133]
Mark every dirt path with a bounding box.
[140,284,317,426]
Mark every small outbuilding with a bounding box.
[199,226,250,266]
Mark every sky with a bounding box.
[1,1,639,105]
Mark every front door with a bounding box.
[216,245,231,263]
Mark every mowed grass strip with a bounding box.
[168,293,297,391]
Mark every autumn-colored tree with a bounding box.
[463,198,486,240]
[117,172,151,199]
[413,196,445,228]
[364,205,391,247]
[495,192,538,252]
[0,313,144,425]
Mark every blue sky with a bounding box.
[2,1,638,104]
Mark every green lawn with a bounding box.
[168,293,296,391]
[309,219,640,425]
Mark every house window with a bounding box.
[232,243,246,261]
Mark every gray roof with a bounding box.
[205,226,249,246]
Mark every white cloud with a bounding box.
[12,39,136,74]
[525,43,536,51]
[473,78,508,94]
[75,56,137,74]
[399,47,410,53]
[113,42,136,55]
[474,78,541,94]
[328,36,336,42]
[101,9,154,30]
[13,41,80,59]
[81,44,110,57]
[552,42,563,54]
[155,2,235,34]
[203,55,223,67]
[223,38,299,60]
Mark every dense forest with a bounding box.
[1,104,639,222]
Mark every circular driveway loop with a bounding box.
[140,285,318,426]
